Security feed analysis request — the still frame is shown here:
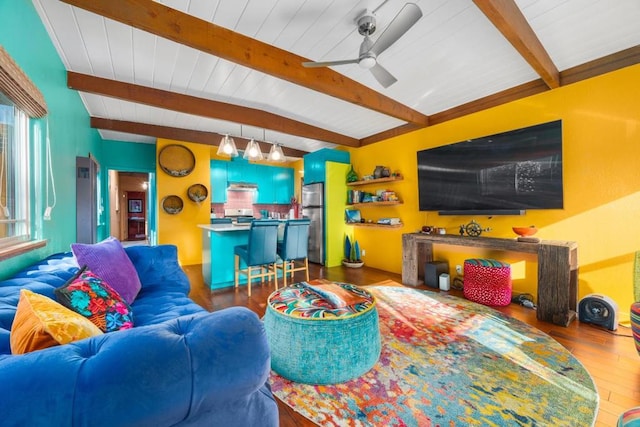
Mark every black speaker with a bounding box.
[424,261,448,289]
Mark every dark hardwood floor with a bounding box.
[183,263,640,427]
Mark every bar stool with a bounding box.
[210,218,232,224]
[234,220,280,297]
[275,219,311,287]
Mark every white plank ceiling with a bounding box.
[32,0,640,157]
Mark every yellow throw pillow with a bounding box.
[10,289,103,354]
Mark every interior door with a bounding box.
[76,156,98,244]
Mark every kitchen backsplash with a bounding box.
[211,190,292,219]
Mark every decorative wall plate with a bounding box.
[187,183,208,203]
[158,144,195,177]
[162,195,184,215]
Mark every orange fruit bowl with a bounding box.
[512,226,538,237]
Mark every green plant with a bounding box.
[344,234,362,263]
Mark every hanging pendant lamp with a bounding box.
[243,138,264,160]
[268,143,286,162]
[216,133,238,157]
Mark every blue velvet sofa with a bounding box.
[0,244,278,426]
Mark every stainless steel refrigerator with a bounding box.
[302,183,324,265]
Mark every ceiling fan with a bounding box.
[302,3,422,88]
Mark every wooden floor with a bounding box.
[183,263,640,427]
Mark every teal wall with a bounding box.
[0,1,157,278]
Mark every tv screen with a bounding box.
[417,120,563,214]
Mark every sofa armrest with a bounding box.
[0,307,271,427]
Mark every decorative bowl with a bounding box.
[512,226,538,237]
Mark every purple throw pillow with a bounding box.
[71,237,141,304]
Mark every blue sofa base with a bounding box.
[0,245,278,426]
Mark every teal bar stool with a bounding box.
[210,218,232,224]
[234,220,280,296]
[276,219,311,287]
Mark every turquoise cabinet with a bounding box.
[212,158,294,204]
[303,148,350,184]
[210,160,228,203]
[255,165,274,203]
[274,167,294,204]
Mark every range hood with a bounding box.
[227,182,258,191]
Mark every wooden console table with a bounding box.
[402,233,578,326]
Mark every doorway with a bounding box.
[108,170,155,245]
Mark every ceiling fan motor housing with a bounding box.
[357,12,376,36]
[578,293,619,331]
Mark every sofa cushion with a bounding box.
[10,289,103,354]
[55,266,134,332]
[71,237,141,304]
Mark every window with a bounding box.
[0,93,30,250]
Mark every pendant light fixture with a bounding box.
[268,143,286,162]
[216,133,238,157]
[243,135,264,161]
[268,144,287,162]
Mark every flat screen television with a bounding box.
[417,120,563,215]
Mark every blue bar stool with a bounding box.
[210,218,232,224]
[276,219,311,287]
[234,220,280,296]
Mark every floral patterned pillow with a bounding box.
[55,266,134,332]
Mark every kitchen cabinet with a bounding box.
[303,148,350,184]
[255,165,294,204]
[255,165,274,203]
[210,160,228,203]
[273,167,294,204]
[212,159,294,205]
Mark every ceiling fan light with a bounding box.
[216,134,238,157]
[243,138,264,160]
[359,55,376,69]
[268,143,286,162]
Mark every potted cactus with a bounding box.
[342,235,364,268]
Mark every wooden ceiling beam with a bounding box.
[473,0,560,89]
[560,44,640,86]
[68,71,357,147]
[60,0,429,127]
[91,117,309,158]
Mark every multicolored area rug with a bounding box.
[270,284,598,426]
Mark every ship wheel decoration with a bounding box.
[459,220,491,237]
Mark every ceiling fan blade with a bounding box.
[370,3,422,57]
[302,58,359,68]
[370,63,397,88]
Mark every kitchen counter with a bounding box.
[199,223,284,289]
[198,223,250,232]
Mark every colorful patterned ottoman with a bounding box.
[264,280,380,384]
[463,258,512,307]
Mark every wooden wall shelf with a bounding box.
[348,201,402,207]
[347,175,403,186]
[347,222,403,229]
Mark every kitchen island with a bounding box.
[199,223,284,289]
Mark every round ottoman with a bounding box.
[463,258,512,307]
[264,281,380,384]
[631,302,640,356]
[619,406,640,426]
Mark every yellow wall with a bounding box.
[348,64,640,322]
[326,162,351,267]
[157,139,211,265]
